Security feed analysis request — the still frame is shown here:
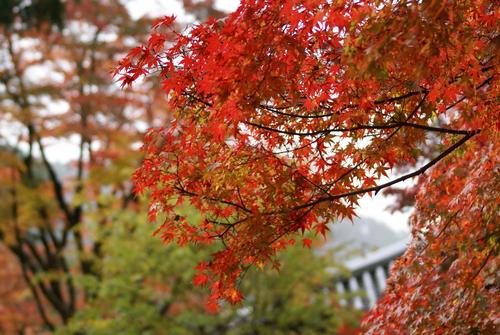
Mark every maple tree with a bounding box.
[1,1,361,333]
[117,0,499,332]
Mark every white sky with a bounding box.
[357,181,412,232]
[126,0,240,21]
[27,0,412,233]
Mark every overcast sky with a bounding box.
[126,0,240,20]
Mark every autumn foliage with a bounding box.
[117,0,499,332]
[1,1,366,333]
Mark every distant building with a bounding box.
[336,239,408,310]
[324,217,410,310]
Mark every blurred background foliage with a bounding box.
[0,0,65,29]
[0,1,362,334]
[58,209,361,335]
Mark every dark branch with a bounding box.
[293,130,479,211]
[245,120,475,137]
[35,136,72,222]
[259,90,427,119]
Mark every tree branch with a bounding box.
[293,130,479,211]
[245,120,473,137]
[35,136,73,223]
[258,90,427,119]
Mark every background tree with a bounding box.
[0,0,65,29]
[117,0,498,333]
[0,0,166,329]
[0,244,44,334]
[58,209,361,335]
